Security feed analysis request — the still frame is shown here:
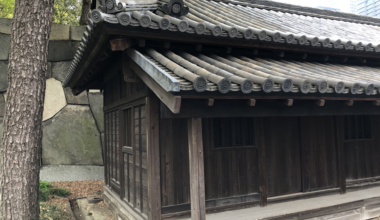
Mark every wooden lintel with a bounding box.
[345,100,354,106]
[343,57,348,62]
[324,56,329,62]
[188,118,206,220]
[302,53,307,59]
[109,38,133,51]
[373,100,380,106]
[315,99,325,106]
[205,99,214,106]
[226,47,232,54]
[362,59,367,64]
[138,39,146,47]
[279,51,285,57]
[164,41,171,49]
[253,49,259,55]
[130,60,182,113]
[246,99,256,106]
[281,99,293,106]
[196,45,202,52]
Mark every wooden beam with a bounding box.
[302,53,307,59]
[196,45,202,52]
[138,39,146,47]
[205,99,214,106]
[345,100,354,106]
[315,99,325,106]
[246,99,256,106]
[110,38,133,51]
[164,41,171,49]
[130,60,182,113]
[253,49,259,55]
[343,57,348,62]
[226,47,232,54]
[324,55,329,62]
[122,51,140,83]
[188,118,206,220]
[279,51,285,57]
[281,99,293,106]
[373,100,380,106]
[146,94,162,220]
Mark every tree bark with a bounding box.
[0,0,54,219]
[80,0,92,26]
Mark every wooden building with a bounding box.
[64,0,380,219]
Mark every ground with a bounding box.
[41,180,114,220]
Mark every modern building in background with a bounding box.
[317,6,340,11]
[357,0,380,17]
[351,0,358,13]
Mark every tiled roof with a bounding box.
[63,0,380,89]
[90,0,380,51]
[128,48,379,95]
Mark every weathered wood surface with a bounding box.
[188,118,206,220]
[130,60,182,114]
[146,94,162,220]
[299,116,338,192]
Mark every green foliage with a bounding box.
[0,0,15,18]
[40,203,72,220]
[39,181,70,202]
[39,181,52,191]
[0,0,82,26]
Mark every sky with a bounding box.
[274,0,353,13]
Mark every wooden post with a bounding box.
[146,94,162,220]
[255,118,267,206]
[335,116,346,194]
[188,118,206,220]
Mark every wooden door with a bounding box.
[264,117,302,197]
[299,116,338,192]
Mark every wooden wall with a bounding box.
[299,116,338,192]
[104,70,149,216]
[264,117,302,197]
[344,115,380,181]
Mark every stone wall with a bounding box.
[0,18,104,166]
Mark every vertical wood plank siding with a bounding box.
[299,116,338,192]
[104,71,149,217]
[264,117,302,197]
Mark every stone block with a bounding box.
[88,93,104,133]
[0,61,8,92]
[51,61,71,82]
[64,87,88,105]
[50,23,70,41]
[0,18,11,34]
[43,78,67,121]
[48,41,73,61]
[70,26,86,41]
[47,62,52,79]
[0,34,10,61]
[42,105,103,165]
[0,94,5,117]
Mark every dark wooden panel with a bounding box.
[299,116,338,192]
[344,115,380,182]
[264,117,302,197]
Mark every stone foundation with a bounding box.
[0,18,103,166]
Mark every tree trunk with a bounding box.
[0,0,54,219]
[80,0,92,26]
